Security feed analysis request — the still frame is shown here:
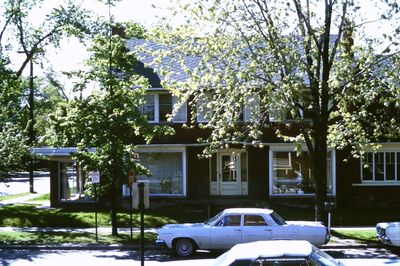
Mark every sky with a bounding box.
[9,0,172,96]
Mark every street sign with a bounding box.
[90,171,100,184]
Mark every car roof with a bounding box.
[214,240,313,266]
[222,208,274,215]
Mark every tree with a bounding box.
[148,0,400,223]
[0,0,91,184]
[48,21,173,235]
[0,61,29,180]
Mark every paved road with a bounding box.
[1,247,400,266]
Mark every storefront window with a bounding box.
[271,150,333,195]
[137,152,184,195]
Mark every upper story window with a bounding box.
[361,151,400,183]
[141,92,187,123]
[196,93,260,123]
[269,93,314,122]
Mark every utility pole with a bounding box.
[28,54,35,193]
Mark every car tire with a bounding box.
[174,238,194,257]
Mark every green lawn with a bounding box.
[331,229,379,244]
[0,204,177,228]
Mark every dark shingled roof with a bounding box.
[127,38,201,85]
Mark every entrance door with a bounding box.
[210,151,248,196]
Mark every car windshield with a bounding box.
[204,211,223,225]
[310,246,343,266]
[270,211,287,225]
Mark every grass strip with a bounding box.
[27,193,50,202]
[0,231,157,245]
[331,229,379,244]
[0,193,32,202]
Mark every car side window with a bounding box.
[222,214,241,226]
[244,215,269,226]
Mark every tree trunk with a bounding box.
[110,178,118,236]
[312,124,328,225]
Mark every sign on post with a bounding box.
[132,181,149,209]
[90,171,100,184]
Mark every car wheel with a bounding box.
[174,238,194,257]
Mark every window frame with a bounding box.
[360,149,400,185]
[269,144,336,197]
[142,90,187,124]
[196,93,260,124]
[133,145,187,196]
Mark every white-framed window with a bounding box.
[269,145,336,196]
[196,93,260,123]
[141,92,187,123]
[361,151,400,183]
[196,94,213,123]
[134,146,187,196]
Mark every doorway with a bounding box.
[210,150,248,196]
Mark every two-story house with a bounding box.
[33,39,400,210]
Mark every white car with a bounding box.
[156,208,329,256]
[214,240,344,266]
[376,222,400,246]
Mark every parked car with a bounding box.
[213,240,344,266]
[156,208,329,256]
[376,222,400,246]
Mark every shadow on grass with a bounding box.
[0,230,157,245]
[0,204,93,227]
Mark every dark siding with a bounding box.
[337,149,400,208]
[187,146,210,199]
[247,146,269,199]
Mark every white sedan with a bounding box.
[214,240,343,266]
[156,208,329,256]
[376,222,400,246]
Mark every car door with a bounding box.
[210,214,242,249]
[241,214,273,243]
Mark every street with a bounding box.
[1,246,400,266]
[0,172,50,196]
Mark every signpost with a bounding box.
[90,171,100,242]
[132,181,149,266]
[128,169,136,240]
